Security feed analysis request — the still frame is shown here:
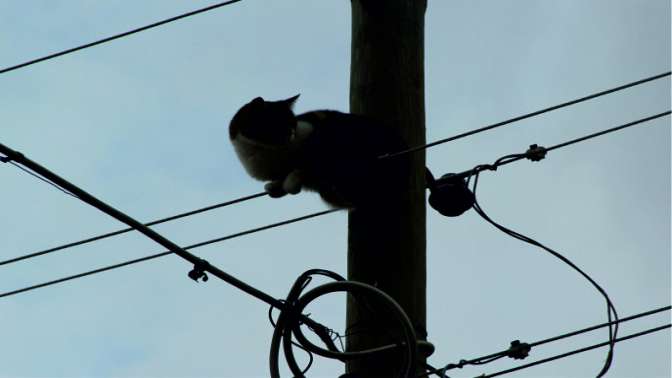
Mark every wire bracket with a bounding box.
[188,259,210,282]
[506,339,531,360]
[525,144,547,162]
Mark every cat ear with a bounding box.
[283,94,300,109]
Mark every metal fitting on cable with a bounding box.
[188,259,209,282]
[506,339,531,360]
[525,144,547,162]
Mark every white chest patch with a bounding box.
[232,120,313,181]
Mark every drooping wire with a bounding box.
[469,162,619,378]
[478,324,671,378]
[382,71,670,159]
[420,305,670,377]
[0,191,267,266]
[0,208,338,299]
[423,112,671,377]
[0,0,244,76]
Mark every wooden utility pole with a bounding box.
[346,1,427,377]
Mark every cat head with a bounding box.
[229,95,300,145]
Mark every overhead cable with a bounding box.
[479,324,671,378]
[0,0,243,75]
[3,112,668,298]
[0,208,338,299]
[421,305,670,377]
[454,110,671,179]
[425,111,671,376]
[0,191,267,266]
[383,71,670,159]
[0,142,334,337]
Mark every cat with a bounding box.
[228,95,408,209]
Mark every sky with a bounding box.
[0,1,670,377]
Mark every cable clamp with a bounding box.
[506,339,531,360]
[445,359,468,369]
[525,144,547,162]
[188,259,209,282]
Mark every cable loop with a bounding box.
[269,269,418,378]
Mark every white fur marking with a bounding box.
[293,120,314,144]
[283,170,303,194]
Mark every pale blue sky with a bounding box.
[0,1,670,377]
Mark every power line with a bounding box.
[421,305,670,377]
[530,305,670,349]
[0,0,243,76]
[452,110,671,178]
[3,111,668,297]
[0,141,344,356]
[426,112,670,377]
[0,208,338,299]
[0,191,267,266]
[382,71,670,159]
[3,75,668,269]
[4,110,668,270]
[0,142,344,351]
[471,172,619,378]
[479,324,671,378]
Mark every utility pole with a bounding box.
[346,1,427,377]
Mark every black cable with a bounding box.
[268,300,316,376]
[490,111,671,171]
[421,305,670,377]
[451,111,671,180]
[529,305,670,349]
[4,110,667,299]
[270,275,418,378]
[0,142,343,357]
[546,111,671,152]
[478,324,671,378]
[0,0,243,75]
[382,71,670,159]
[470,170,619,378]
[0,191,267,266]
[0,142,284,307]
[424,112,670,375]
[0,209,338,299]
[4,102,666,271]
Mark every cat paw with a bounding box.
[283,171,303,194]
[265,181,287,198]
